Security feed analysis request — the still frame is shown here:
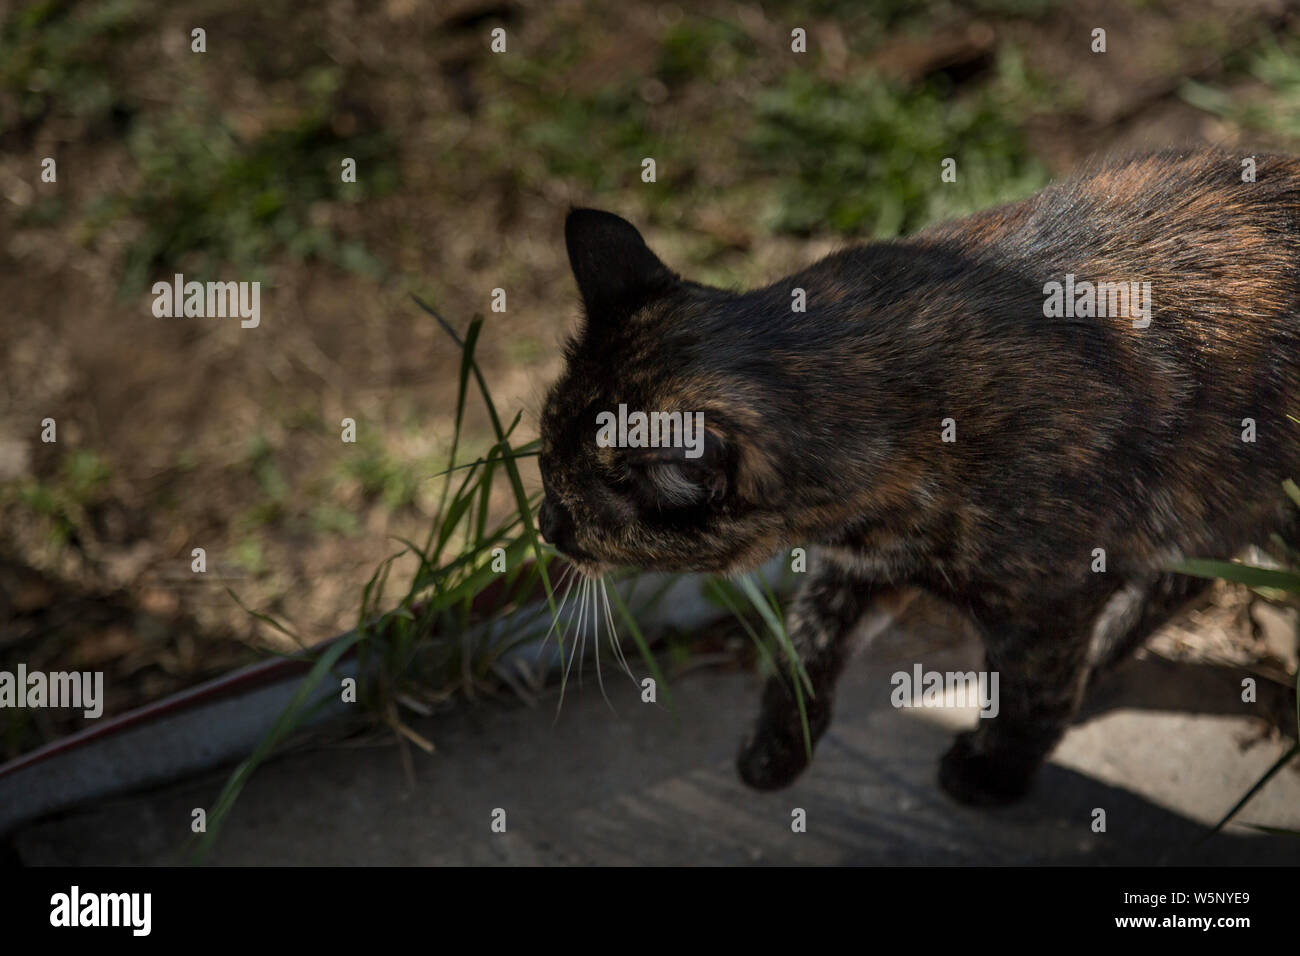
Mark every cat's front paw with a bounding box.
[938,730,1038,807]
[737,726,811,791]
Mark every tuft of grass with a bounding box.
[191,299,805,860]
[192,306,552,858]
[195,301,673,858]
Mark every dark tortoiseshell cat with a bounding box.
[537,150,1300,805]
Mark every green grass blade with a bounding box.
[414,298,563,663]
[1173,559,1300,594]
[606,583,674,717]
[704,576,779,676]
[225,588,307,651]
[191,629,363,861]
[736,573,811,758]
[1242,823,1300,838]
[1202,742,1299,840]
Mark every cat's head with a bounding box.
[537,209,787,575]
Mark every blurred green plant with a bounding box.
[242,433,289,527]
[486,74,675,196]
[749,70,1046,236]
[13,449,112,548]
[1180,35,1300,145]
[308,502,360,537]
[475,10,1055,250]
[340,437,426,514]
[231,536,268,578]
[0,0,140,129]
[764,0,1057,33]
[657,16,751,86]
[964,0,1058,15]
[82,77,396,294]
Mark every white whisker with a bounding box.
[577,576,590,689]
[537,564,577,658]
[592,575,613,711]
[561,577,587,699]
[599,579,624,675]
[600,578,637,683]
[552,571,584,721]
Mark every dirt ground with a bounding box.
[3,0,1300,758]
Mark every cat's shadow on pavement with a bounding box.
[1080,653,1296,738]
[820,725,1300,866]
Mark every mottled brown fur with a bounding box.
[538,151,1300,804]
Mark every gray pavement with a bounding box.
[11,609,1300,865]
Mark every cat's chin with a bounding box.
[562,556,613,579]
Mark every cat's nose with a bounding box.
[538,498,561,545]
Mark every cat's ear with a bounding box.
[565,208,676,321]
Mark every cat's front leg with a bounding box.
[737,554,904,790]
[937,601,1097,806]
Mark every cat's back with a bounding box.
[905,151,1300,561]
[923,150,1300,269]
[903,150,1300,396]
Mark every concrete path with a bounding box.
[12,609,1300,865]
